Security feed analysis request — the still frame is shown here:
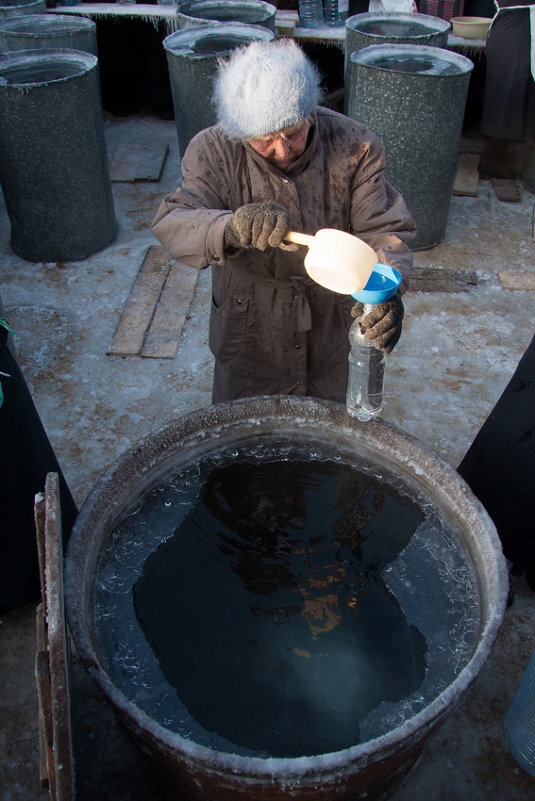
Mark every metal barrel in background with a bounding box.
[0,49,117,262]
[176,0,277,30]
[163,23,275,157]
[0,0,46,19]
[344,12,451,110]
[0,14,98,56]
[348,44,473,251]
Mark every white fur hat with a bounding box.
[213,39,321,140]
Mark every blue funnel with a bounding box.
[352,263,401,304]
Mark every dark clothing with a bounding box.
[457,332,535,588]
[0,324,77,612]
[152,108,416,403]
[481,2,535,141]
[417,0,466,22]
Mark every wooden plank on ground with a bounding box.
[110,142,169,182]
[141,261,199,359]
[409,267,478,292]
[491,177,521,202]
[498,271,535,290]
[454,152,480,197]
[107,247,170,356]
[34,474,75,801]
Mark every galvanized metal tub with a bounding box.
[344,12,451,108]
[65,396,508,801]
[0,14,97,56]
[0,0,45,19]
[163,22,274,156]
[348,43,473,251]
[176,0,277,30]
[0,49,116,262]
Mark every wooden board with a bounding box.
[110,142,169,183]
[454,152,480,197]
[34,473,75,801]
[108,246,199,358]
[498,271,535,290]
[107,247,170,356]
[491,177,521,203]
[141,260,198,359]
[409,267,478,292]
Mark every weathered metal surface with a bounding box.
[0,49,117,262]
[176,0,277,31]
[0,0,46,20]
[0,14,97,56]
[348,44,473,251]
[163,23,274,156]
[344,12,450,104]
[64,396,508,801]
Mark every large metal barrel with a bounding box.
[163,23,275,156]
[0,14,97,56]
[344,12,451,107]
[348,44,473,250]
[0,0,46,19]
[65,396,508,801]
[0,49,116,262]
[176,0,277,30]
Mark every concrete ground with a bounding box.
[1,114,535,801]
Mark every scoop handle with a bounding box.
[284,231,315,247]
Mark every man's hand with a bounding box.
[225,202,290,251]
[351,293,404,354]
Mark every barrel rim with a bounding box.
[0,47,98,85]
[346,11,451,35]
[163,20,275,56]
[349,42,474,75]
[0,0,46,7]
[65,396,508,781]
[178,0,277,17]
[0,13,96,33]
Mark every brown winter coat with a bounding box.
[152,108,416,403]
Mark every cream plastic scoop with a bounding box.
[285,229,377,295]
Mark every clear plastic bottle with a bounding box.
[346,303,386,421]
[323,0,349,26]
[505,647,535,777]
[298,0,324,27]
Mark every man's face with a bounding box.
[247,119,311,171]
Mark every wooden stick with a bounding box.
[284,230,314,247]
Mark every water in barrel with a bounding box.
[355,19,436,37]
[371,52,464,76]
[95,437,480,757]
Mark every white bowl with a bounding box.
[451,16,492,39]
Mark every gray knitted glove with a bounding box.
[351,293,404,354]
[225,202,290,251]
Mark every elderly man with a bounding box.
[152,39,416,403]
